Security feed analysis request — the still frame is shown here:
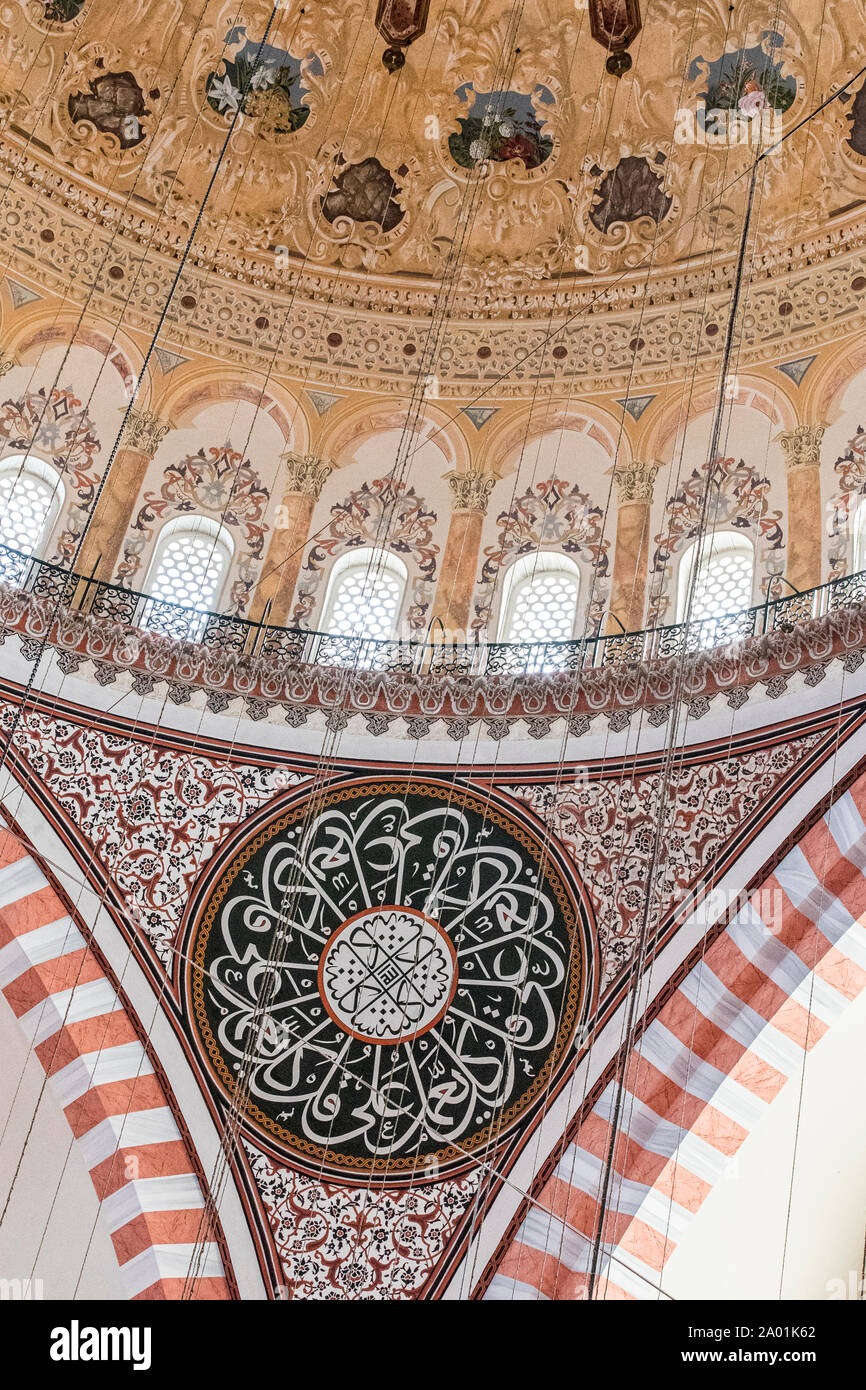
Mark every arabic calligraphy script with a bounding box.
[187,779,585,1179]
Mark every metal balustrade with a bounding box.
[0,541,863,679]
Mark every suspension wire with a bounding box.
[173,2,508,1294]
[582,17,832,1296]
[639,0,831,1302]
[513,0,722,1301]
[584,0,780,1300]
[0,0,366,1289]
[583,0,866,1301]
[0,0,249,1241]
[179,2,557,1300]
[457,1,667,1299]
[0,3,860,1306]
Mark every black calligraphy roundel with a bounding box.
[185,777,587,1180]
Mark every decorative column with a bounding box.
[430,469,496,639]
[251,453,332,627]
[609,460,658,633]
[76,409,171,582]
[777,423,826,593]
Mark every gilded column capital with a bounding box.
[119,408,172,456]
[446,469,496,514]
[0,349,18,378]
[613,460,658,504]
[281,452,333,498]
[777,422,826,469]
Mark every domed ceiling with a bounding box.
[1,0,864,397]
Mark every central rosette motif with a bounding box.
[319,908,457,1043]
[185,778,586,1179]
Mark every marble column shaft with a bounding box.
[431,471,495,638]
[76,410,171,582]
[778,424,825,593]
[251,454,332,628]
[609,461,658,633]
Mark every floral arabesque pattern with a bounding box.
[828,425,866,578]
[648,455,784,625]
[474,477,610,634]
[503,730,823,987]
[117,444,271,614]
[292,477,438,631]
[1,704,304,968]
[0,386,101,565]
[246,1141,477,1299]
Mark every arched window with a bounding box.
[142,516,233,637]
[320,547,407,643]
[677,531,754,624]
[852,497,866,573]
[499,552,581,646]
[0,455,64,583]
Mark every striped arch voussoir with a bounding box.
[0,829,233,1300]
[486,775,866,1300]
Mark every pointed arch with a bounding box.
[0,824,234,1300]
[482,772,866,1300]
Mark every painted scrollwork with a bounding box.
[116,444,271,614]
[648,455,784,625]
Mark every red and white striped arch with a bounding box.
[484,776,866,1300]
[0,827,233,1300]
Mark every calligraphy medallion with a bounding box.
[184,778,588,1180]
[319,907,457,1043]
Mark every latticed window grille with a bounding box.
[506,571,579,643]
[0,461,59,551]
[0,457,62,584]
[143,519,232,636]
[690,547,753,620]
[500,553,580,645]
[327,567,402,639]
[322,548,407,643]
[678,532,754,631]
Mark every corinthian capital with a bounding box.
[613,460,658,504]
[282,452,333,498]
[446,469,496,514]
[119,408,172,457]
[777,423,826,470]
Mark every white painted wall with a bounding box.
[665,985,866,1301]
[0,991,121,1300]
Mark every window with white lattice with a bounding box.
[677,531,754,624]
[143,517,233,634]
[499,552,581,645]
[320,547,407,641]
[0,456,63,581]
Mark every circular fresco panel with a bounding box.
[184,778,587,1179]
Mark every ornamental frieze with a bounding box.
[0,0,860,328]
[3,165,866,398]
[1,582,865,741]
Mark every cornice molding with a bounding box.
[2,141,866,400]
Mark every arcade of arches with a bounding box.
[0,0,864,1309]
